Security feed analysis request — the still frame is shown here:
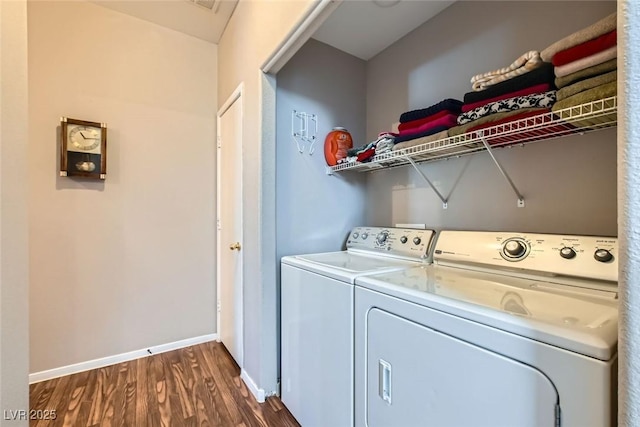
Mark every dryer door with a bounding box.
[366,308,559,427]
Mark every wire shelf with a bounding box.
[330,96,617,173]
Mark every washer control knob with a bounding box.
[503,240,527,258]
[352,232,359,239]
[594,249,613,263]
[376,232,388,245]
[413,237,422,245]
[400,236,408,244]
[361,233,368,240]
[560,247,576,259]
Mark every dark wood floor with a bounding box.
[29,341,300,427]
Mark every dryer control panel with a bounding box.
[347,227,435,261]
[434,230,618,283]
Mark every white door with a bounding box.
[217,84,243,366]
[364,308,559,427]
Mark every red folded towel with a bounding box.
[461,83,553,113]
[356,147,376,162]
[552,30,617,67]
[397,110,451,132]
[397,113,458,138]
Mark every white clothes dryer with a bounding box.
[355,230,618,427]
[281,226,436,427]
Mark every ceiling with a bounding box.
[92,0,238,44]
[312,0,456,61]
[91,0,453,56]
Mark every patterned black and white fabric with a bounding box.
[457,91,557,125]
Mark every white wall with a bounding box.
[28,1,217,373]
[218,0,315,394]
[618,1,640,424]
[365,1,617,236]
[0,0,30,422]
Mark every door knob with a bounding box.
[229,242,241,251]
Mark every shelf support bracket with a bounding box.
[479,135,525,207]
[405,157,448,209]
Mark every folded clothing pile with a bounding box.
[449,59,558,144]
[540,12,617,122]
[338,132,397,164]
[470,50,544,92]
[391,99,463,151]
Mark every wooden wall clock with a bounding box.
[60,117,107,180]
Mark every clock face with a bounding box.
[60,118,107,179]
[68,125,102,153]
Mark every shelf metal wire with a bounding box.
[330,96,617,174]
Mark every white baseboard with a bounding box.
[241,368,266,403]
[29,333,218,384]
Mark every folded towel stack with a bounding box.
[338,132,397,165]
[391,99,463,151]
[449,59,557,143]
[470,50,544,92]
[539,12,617,121]
[335,13,618,167]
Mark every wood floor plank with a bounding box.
[182,345,231,427]
[34,372,73,427]
[29,341,300,427]
[78,369,99,427]
[167,349,195,420]
[134,357,149,426]
[194,343,249,426]
[141,356,163,427]
[29,381,54,413]
[212,344,271,427]
[87,365,119,426]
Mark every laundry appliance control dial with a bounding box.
[376,231,389,245]
[400,236,408,244]
[594,249,613,263]
[361,232,369,240]
[502,238,528,260]
[560,247,577,259]
[413,237,422,245]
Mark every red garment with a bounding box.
[461,83,552,113]
[397,110,450,132]
[356,148,376,162]
[552,30,617,67]
[397,113,458,138]
[466,109,575,146]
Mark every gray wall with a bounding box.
[276,38,368,375]
[366,1,617,236]
[218,0,315,393]
[276,38,368,260]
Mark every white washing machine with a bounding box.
[281,226,437,427]
[355,230,618,427]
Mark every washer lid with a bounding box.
[282,251,420,283]
[356,265,618,360]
